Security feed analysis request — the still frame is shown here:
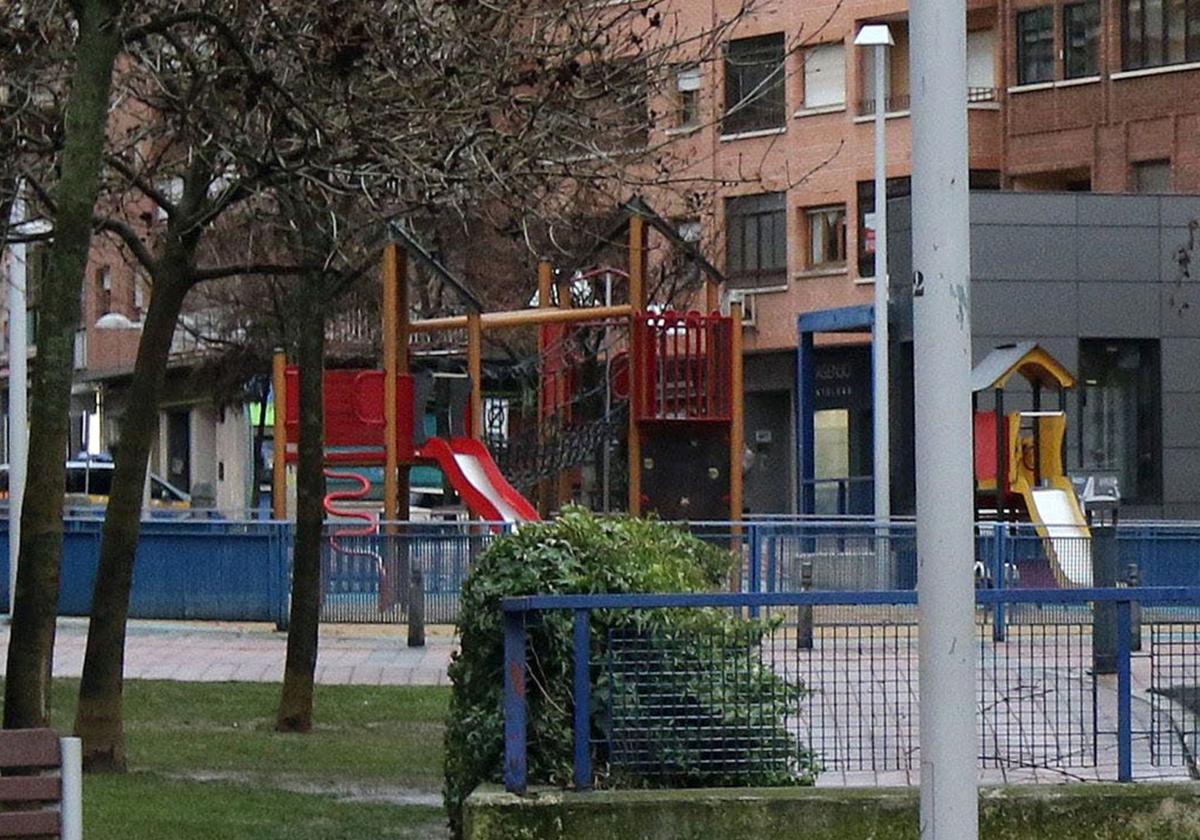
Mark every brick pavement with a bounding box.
[0,618,457,686]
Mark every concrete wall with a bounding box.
[890,191,1200,518]
[466,784,1200,840]
[214,405,251,514]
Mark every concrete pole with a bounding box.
[908,0,979,837]
[872,41,891,525]
[6,190,28,617]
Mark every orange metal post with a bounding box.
[729,296,745,593]
[537,261,553,516]
[467,311,484,441]
[555,271,572,508]
[272,348,288,520]
[628,215,647,517]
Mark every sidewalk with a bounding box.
[0,618,457,686]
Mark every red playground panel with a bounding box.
[284,367,415,463]
[632,310,733,423]
[973,409,1014,490]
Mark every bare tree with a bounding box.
[2,0,125,731]
[7,0,783,758]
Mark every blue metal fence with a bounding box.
[500,587,1200,793]
[0,519,290,624]
[5,518,1200,628]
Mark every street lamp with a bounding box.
[854,23,893,525]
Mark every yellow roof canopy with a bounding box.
[970,341,1077,393]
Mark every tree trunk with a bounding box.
[276,264,326,733]
[72,271,190,770]
[4,0,123,731]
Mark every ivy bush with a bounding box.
[444,508,815,837]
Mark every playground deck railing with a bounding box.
[4,518,1200,627]
[499,586,1200,793]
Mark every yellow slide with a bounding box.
[1010,413,1092,587]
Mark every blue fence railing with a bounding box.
[5,518,1200,627]
[0,519,290,625]
[500,586,1200,794]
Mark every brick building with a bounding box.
[651,0,1200,513]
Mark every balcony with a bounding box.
[855,86,997,117]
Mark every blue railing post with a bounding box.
[766,530,778,596]
[1116,598,1133,783]
[573,609,592,790]
[992,522,1007,642]
[503,610,528,793]
[748,525,762,617]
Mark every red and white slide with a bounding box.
[418,437,540,525]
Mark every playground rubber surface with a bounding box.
[0,617,457,686]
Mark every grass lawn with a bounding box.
[8,679,451,840]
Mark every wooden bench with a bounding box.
[0,730,82,839]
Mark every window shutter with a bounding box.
[804,44,845,108]
[967,29,996,89]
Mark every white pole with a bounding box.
[59,736,84,840]
[6,190,28,618]
[909,0,979,837]
[872,41,891,527]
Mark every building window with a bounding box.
[1131,159,1173,192]
[802,43,845,109]
[1017,7,1055,84]
[1123,0,1200,70]
[723,33,787,134]
[675,65,701,127]
[1079,339,1161,504]
[725,192,787,288]
[96,266,112,315]
[1064,2,1101,77]
[967,28,998,98]
[805,205,847,269]
[857,177,912,277]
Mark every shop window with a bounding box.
[1079,339,1162,503]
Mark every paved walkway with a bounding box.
[0,618,457,686]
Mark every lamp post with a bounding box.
[5,191,28,618]
[854,24,893,527]
[909,0,979,836]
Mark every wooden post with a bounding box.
[556,271,572,509]
[706,279,720,315]
[537,261,554,517]
[730,296,745,594]
[396,246,411,522]
[628,215,647,517]
[383,243,400,525]
[272,348,288,520]
[468,311,484,441]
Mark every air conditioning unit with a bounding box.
[722,290,757,328]
[740,292,757,328]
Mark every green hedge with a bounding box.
[444,509,814,838]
